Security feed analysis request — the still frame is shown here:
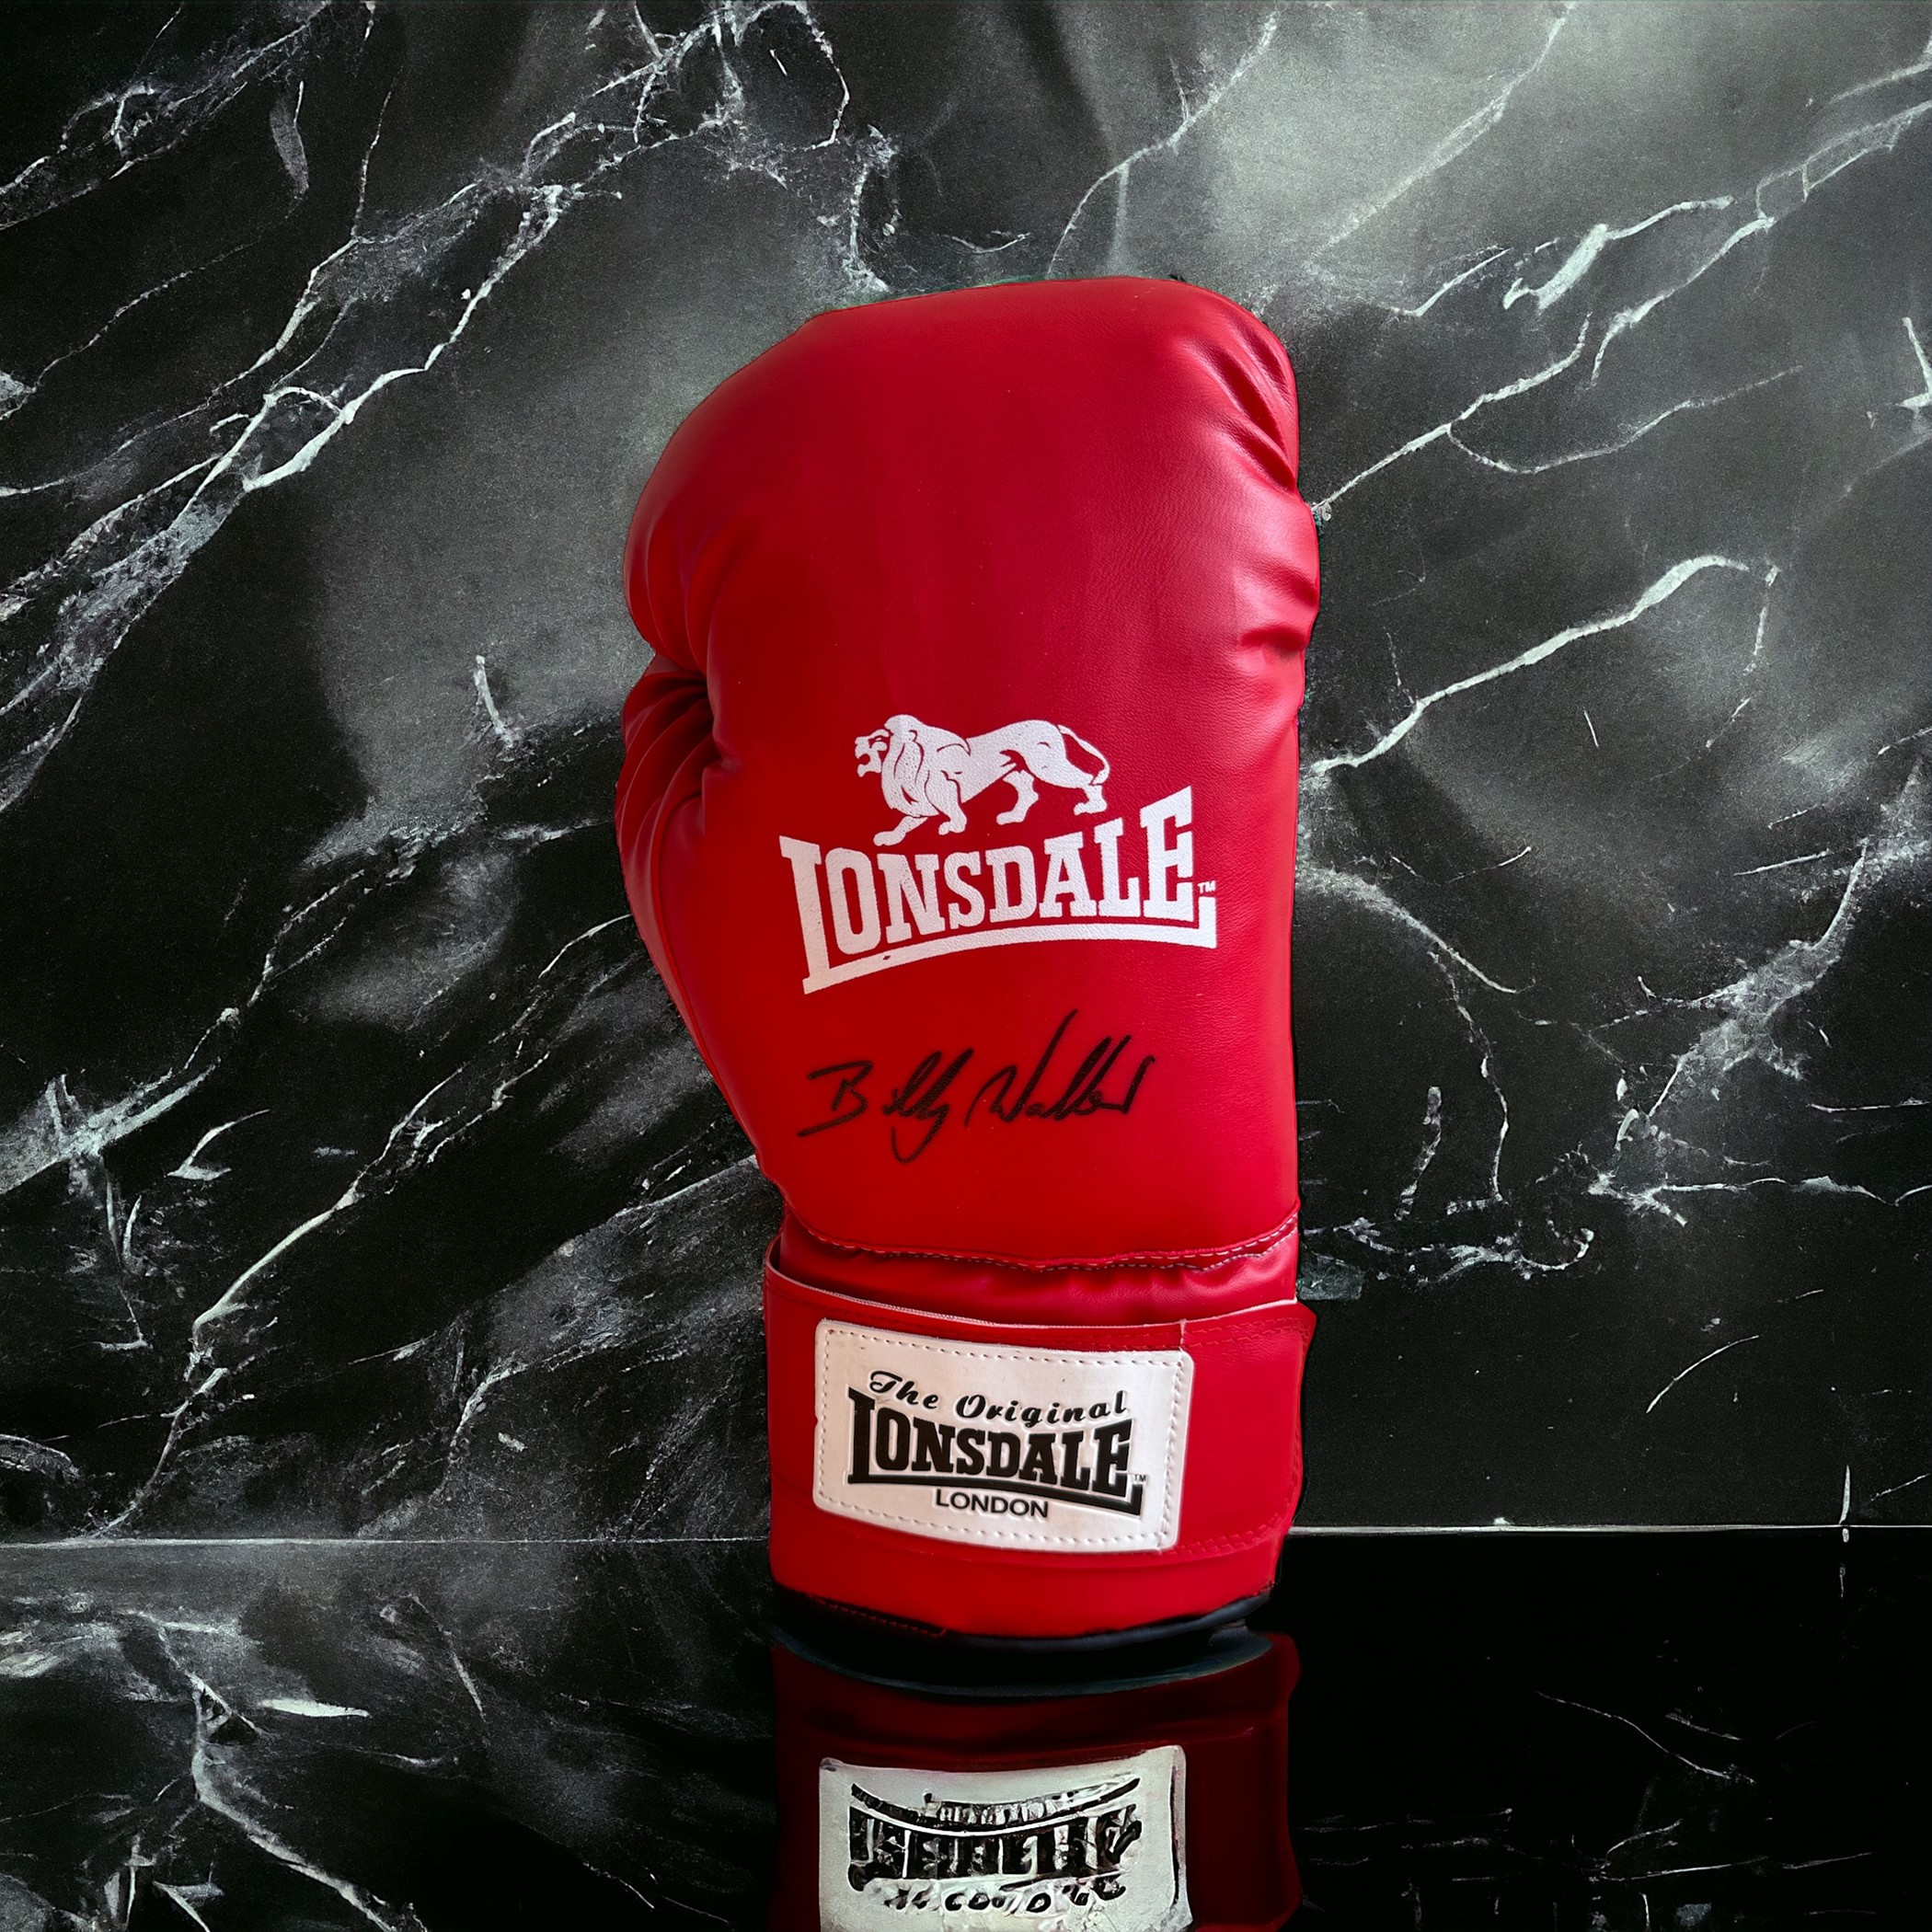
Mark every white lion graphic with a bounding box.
[855,715,1110,848]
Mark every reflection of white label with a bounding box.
[812,1322,1191,1554]
[818,1747,1189,1932]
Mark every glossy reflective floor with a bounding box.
[0,1532,1922,1929]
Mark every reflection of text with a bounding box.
[846,1776,1142,1913]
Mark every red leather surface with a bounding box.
[617,277,1317,1269]
[765,1261,1315,1639]
[615,277,1319,1638]
[769,1634,1300,1930]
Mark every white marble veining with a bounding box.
[1,2,1928,1539]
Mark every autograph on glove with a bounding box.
[798,1009,1155,1163]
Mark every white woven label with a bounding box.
[818,1747,1189,1932]
[811,1321,1191,1553]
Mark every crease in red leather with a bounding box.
[776,1208,1300,1326]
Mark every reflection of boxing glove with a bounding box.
[769,1624,1299,1932]
[616,277,1320,1643]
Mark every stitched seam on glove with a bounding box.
[780,1205,1301,1275]
[639,732,711,1045]
[766,1259,1308,1334]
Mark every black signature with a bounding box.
[798,1011,1154,1163]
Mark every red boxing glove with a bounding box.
[617,278,1320,1642]
[769,1627,1300,1931]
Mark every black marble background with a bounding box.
[4,1,1931,1540]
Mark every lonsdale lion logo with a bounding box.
[855,714,1110,847]
[777,713,1212,995]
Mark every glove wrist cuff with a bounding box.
[765,1254,1314,1643]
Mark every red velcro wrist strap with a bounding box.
[765,1255,1315,1641]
